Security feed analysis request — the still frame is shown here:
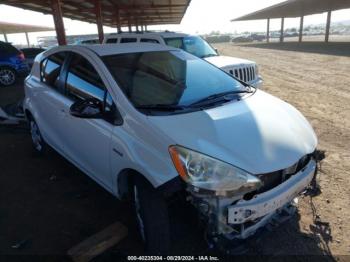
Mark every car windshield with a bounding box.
[102,50,245,111]
[164,36,218,58]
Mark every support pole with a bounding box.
[25,32,30,47]
[266,18,270,43]
[94,0,104,43]
[51,0,66,45]
[325,11,332,43]
[3,33,8,42]
[299,16,304,42]
[116,9,121,33]
[280,17,284,43]
[128,20,132,32]
[145,25,148,32]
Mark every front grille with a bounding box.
[255,154,312,194]
[228,65,256,83]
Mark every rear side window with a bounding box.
[106,38,118,44]
[65,53,106,102]
[140,38,159,44]
[41,52,66,89]
[120,38,137,43]
[164,38,183,49]
[0,42,19,55]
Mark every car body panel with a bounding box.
[148,90,317,175]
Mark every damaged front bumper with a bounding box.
[188,158,317,244]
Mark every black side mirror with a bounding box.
[214,48,219,55]
[70,98,103,119]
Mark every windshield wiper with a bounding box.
[201,53,218,58]
[136,104,188,111]
[189,90,252,107]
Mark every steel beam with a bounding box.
[280,17,284,43]
[299,16,304,42]
[325,11,332,42]
[25,32,30,46]
[3,33,8,42]
[266,18,270,42]
[94,0,104,43]
[50,0,67,45]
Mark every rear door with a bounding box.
[59,52,115,189]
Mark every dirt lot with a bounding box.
[1,42,350,260]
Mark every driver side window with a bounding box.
[66,53,106,102]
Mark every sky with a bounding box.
[0,0,350,45]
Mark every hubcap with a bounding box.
[134,185,146,242]
[0,69,15,86]
[30,121,43,152]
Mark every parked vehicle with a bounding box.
[21,47,46,68]
[103,32,263,89]
[0,41,29,86]
[24,43,319,254]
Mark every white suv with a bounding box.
[24,43,319,254]
[103,32,263,89]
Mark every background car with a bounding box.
[0,41,29,87]
[21,47,46,68]
[103,31,263,89]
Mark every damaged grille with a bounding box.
[229,66,256,83]
[255,154,312,194]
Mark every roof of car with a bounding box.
[50,43,178,57]
[105,31,189,39]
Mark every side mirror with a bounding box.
[214,48,219,55]
[70,98,103,119]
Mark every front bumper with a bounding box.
[228,159,316,225]
[189,159,317,242]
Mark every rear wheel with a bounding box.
[132,176,171,254]
[0,67,16,86]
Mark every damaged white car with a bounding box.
[24,43,320,254]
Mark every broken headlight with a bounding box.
[169,145,262,196]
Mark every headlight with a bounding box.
[169,146,262,196]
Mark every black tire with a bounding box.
[0,67,16,87]
[28,116,48,155]
[132,176,171,254]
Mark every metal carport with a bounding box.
[0,21,53,46]
[1,0,191,45]
[231,0,350,43]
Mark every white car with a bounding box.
[103,32,263,89]
[24,43,319,254]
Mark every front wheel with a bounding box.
[132,176,171,254]
[29,118,47,154]
[0,67,16,86]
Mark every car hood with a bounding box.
[148,90,317,174]
[205,55,255,68]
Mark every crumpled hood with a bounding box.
[148,90,317,174]
[205,55,255,69]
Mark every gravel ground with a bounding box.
[1,42,349,260]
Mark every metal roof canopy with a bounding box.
[0,21,53,34]
[231,0,350,43]
[1,0,191,45]
[2,0,191,28]
[231,0,350,21]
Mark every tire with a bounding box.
[132,176,171,254]
[0,67,16,87]
[29,117,48,154]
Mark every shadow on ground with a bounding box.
[236,42,350,57]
